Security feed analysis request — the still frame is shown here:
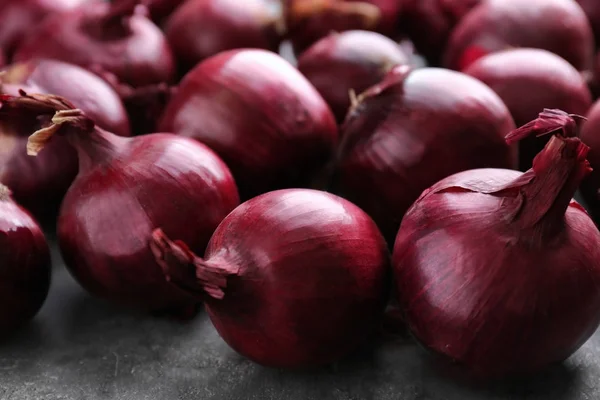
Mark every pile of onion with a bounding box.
[3,92,240,315]
[159,49,338,199]
[0,60,130,217]
[165,0,283,74]
[579,100,600,218]
[331,65,517,242]
[464,48,592,170]
[393,109,600,378]
[444,0,594,72]
[0,184,51,334]
[151,188,390,368]
[297,30,409,123]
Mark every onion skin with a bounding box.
[444,0,595,72]
[165,0,283,74]
[393,110,600,378]
[464,48,592,170]
[577,0,600,46]
[159,49,338,199]
[4,93,240,315]
[332,66,517,242]
[580,100,600,218]
[297,30,409,123]
[14,1,176,88]
[151,189,390,368]
[0,185,51,334]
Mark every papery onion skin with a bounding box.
[151,189,390,368]
[393,111,600,378]
[579,100,600,218]
[13,1,176,88]
[2,93,240,315]
[165,0,283,74]
[332,65,517,243]
[444,0,595,72]
[464,48,592,170]
[297,30,409,123]
[159,49,338,199]
[0,185,51,333]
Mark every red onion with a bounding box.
[0,184,51,333]
[14,0,176,88]
[399,0,480,64]
[393,109,600,377]
[159,49,338,199]
[122,0,187,24]
[577,0,600,46]
[352,0,402,38]
[151,188,390,367]
[579,100,600,217]
[7,92,240,315]
[464,48,592,170]
[165,0,283,74]
[297,30,409,123]
[444,0,595,72]
[331,65,517,242]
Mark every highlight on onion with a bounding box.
[0,184,51,334]
[464,48,592,170]
[1,92,240,316]
[393,109,600,378]
[151,188,390,368]
[331,65,517,242]
[579,99,600,218]
[297,30,409,123]
[165,0,284,74]
[444,0,595,72]
[159,49,338,200]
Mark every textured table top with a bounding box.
[0,242,599,400]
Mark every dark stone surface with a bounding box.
[1,242,599,400]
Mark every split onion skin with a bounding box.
[297,30,409,123]
[5,93,240,315]
[159,49,338,199]
[165,0,283,74]
[151,189,390,368]
[332,66,517,242]
[444,0,595,72]
[0,185,51,334]
[393,111,600,378]
[464,48,592,170]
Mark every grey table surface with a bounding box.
[1,241,599,400]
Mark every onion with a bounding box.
[13,0,176,89]
[6,92,240,315]
[150,188,390,367]
[576,0,600,46]
[165,0,283,74]
[122,0,187,23]
[331,65,517,242]
[0,184,51,334]
[579,100,600,217]
[159,49,338,199]
[399,0,481,64]
[444,0,595,72]
[464,48,592,170]
[393,109,600,377]
[297,30,409,123]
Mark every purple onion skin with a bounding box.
[444,0,595,72]
[152,189,390,368]
[580,100,600,218]
[464,48,592,170]
[577,0,600,47]
[165,0,282,74]
[14,2,176,88]
[332,66,517,243]
[297,30,409,123]
[159,49,338,200]
[0,187,51,333]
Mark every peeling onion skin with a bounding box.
[151,189,390,368]
[159,49,338,200]
[0,185,51,334]
[3,93,240,315]
[332,66,517,243]
[580,100,600,219]
[393,111,600,378]
[444,0,595,72]
[464,48,592,170]
[13,1,176,89]
[297,30,409,124]
[165,0,283,74]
